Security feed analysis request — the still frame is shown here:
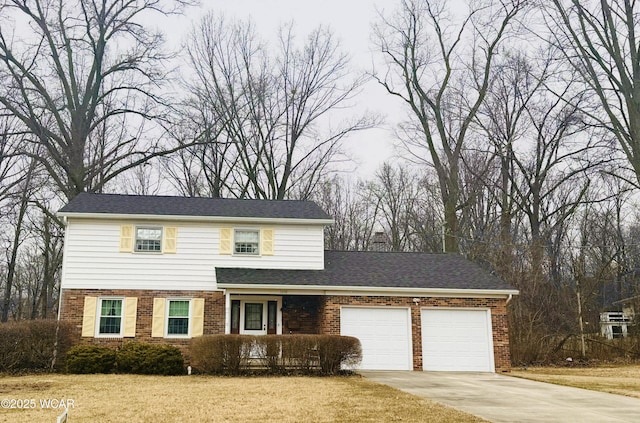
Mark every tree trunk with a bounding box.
[443,194,459,253]
[1,163,34,322]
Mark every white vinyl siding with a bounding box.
[61,219,325,291]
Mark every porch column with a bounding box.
[224,291,231,334]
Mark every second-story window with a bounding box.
[234,229,259,255]
[135,227,162,252]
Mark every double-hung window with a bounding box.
[234,229,259,255]
[135,227,162,252]
[98,298,123,336]
[167,300,191,337]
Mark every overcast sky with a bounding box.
[165,0,405,178]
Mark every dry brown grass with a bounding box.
[511,365,640,399]
[0,374,485,422]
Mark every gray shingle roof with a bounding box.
[58,193,332,220]
[216,251,516,291]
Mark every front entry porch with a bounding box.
[225,294,322,336]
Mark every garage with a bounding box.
[340,306,412,370]
[421,308,494,372]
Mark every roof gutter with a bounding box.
[57,212,334,226]
[217,283,519,298]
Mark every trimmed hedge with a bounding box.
[66,342,185,375]
[190,335,361,375]
[0,320,74,373]
[66,344,117,374]
[189,333,247,375]
[317,335,362,375]
[115,342,184,375]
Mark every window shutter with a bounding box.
[191,298,205,337]
[81,296,97,337]
[261,229,274,256]
[163,227,177,254]
[120,225,134,252]
[123,297,137,337]
[219,228,232,255]
[151,298,166,337]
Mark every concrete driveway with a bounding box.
[361,371,640,423]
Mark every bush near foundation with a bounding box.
[0,320,74,373]
[66,344,116,374]
[190,334,361,375]
[189,334,249,375]
[115,342,185,375]
[66,342,185,375]
[317,335,362,375]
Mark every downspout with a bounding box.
[506,294,513,305]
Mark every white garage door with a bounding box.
[340,307,412,370]
[421,309,494,372]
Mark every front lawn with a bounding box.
[0,374,485,422]
[511,364,640,399]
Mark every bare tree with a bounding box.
[1,158,37,322]
[164,98,235,198]
[374,0,525,252]
[472,51,544,266]
[367,163,422,251]
[182,14,376,200]
[546,0,640,186]
[0,0,195,200]
[312,175,379,251]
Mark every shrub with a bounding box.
[190,334,361,375]
[281,335,319,372]
[261,336,283,372]
[316,335,361,375]
[190,335,250,375]
[66,344,116,374]
[115,342,184,375]
[0,320,74,373]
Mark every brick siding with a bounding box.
[60,289,511,371]
[282,295,320,334]
[59,288,226,360]
[318,295,512,372]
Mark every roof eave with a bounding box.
[218,283,519,297]
[57,212,334,225]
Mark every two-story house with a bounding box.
[58,193,518,372]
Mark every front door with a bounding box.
[241,302,267,335]
[233,297,280,335]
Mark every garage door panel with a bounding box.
[421,309,494,372]
[341,307,412,371]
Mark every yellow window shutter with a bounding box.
[151,298,166,338]
[123,297,138,337]
[163,227,177,254]
[120,225,134,252]
[81,296,97,337]
[261,229,274,256]
[219,228,232,255]
[191,298,205,337]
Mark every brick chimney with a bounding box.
[372,231,388,252]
